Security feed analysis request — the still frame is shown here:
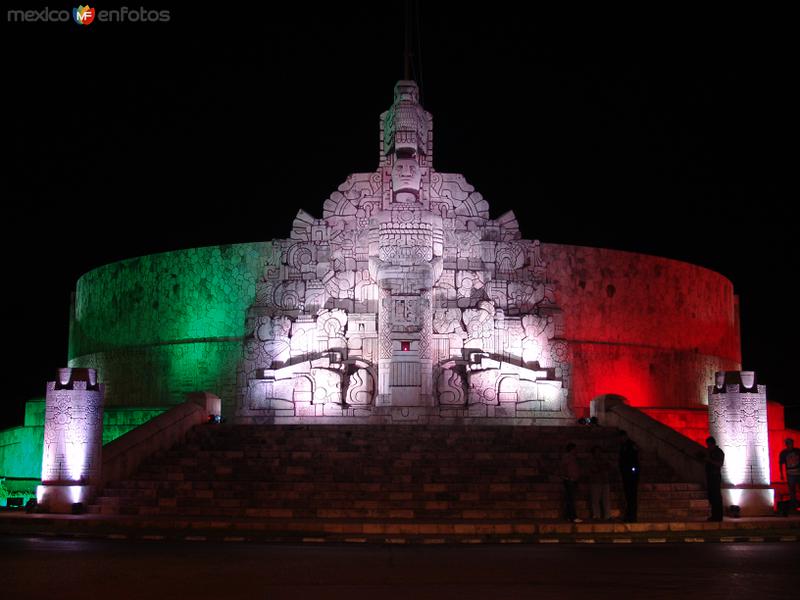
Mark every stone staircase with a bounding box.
[90,424,709,529]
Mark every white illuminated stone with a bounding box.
[708,371,773,516]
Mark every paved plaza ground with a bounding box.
[2,535,797,600]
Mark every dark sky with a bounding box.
[4,5,796,429]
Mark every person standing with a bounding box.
[618,431,639,522]
[779,438,800,512]
[704,436,725,521]
[560,442,582,523]
[587,445,612,520]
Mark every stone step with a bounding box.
[130,458,676,470]
[128,472,679,485]
[186,424,618,433]
[166,457,636,466]
[105,479,703,494]
[176,444,620,453]
[93,503,708,520]
[90,501,706,520]
[140,460,672,471]
[99,485,707,500]
[88,504,706,520]
[94,487,708,504]
[91,489,708,520]
[89,503,708,521]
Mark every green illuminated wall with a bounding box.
[68,242,278,416]
[0,425,42,480]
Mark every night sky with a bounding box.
[4,5,795,430]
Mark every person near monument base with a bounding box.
[779,438,800,511]
[587,445,613,520]
[703,436,725,521]
[560,442,582,523]
[618,431,640,522]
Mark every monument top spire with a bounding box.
[402,0,423,98]
[403,0,412,80]
[381,80,432,161]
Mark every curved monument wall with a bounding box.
[68,242,277,416]
[68,241,740,417]
[543,243,741,412]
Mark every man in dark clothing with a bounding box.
[704,436,725,521]
[588,445,613,520]
[560,442,582,523]
[779,438,799,511]
[618,431,639,522]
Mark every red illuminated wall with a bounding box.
[544,244,742,414]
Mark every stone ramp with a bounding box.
[89,424,708,524]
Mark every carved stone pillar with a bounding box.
[37,368,104,513]
[708,371,773,516]
[377,286,393,403]
[419,288,433,400]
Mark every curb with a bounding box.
[2,527,798,546]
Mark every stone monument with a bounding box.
[235,81,571,424]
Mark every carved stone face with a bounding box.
[391,158,421,194]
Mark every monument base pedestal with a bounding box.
[722,486,775,517]
[36,484,95,513]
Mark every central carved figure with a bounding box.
[391,157,422,203]
[235,81,572,424]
